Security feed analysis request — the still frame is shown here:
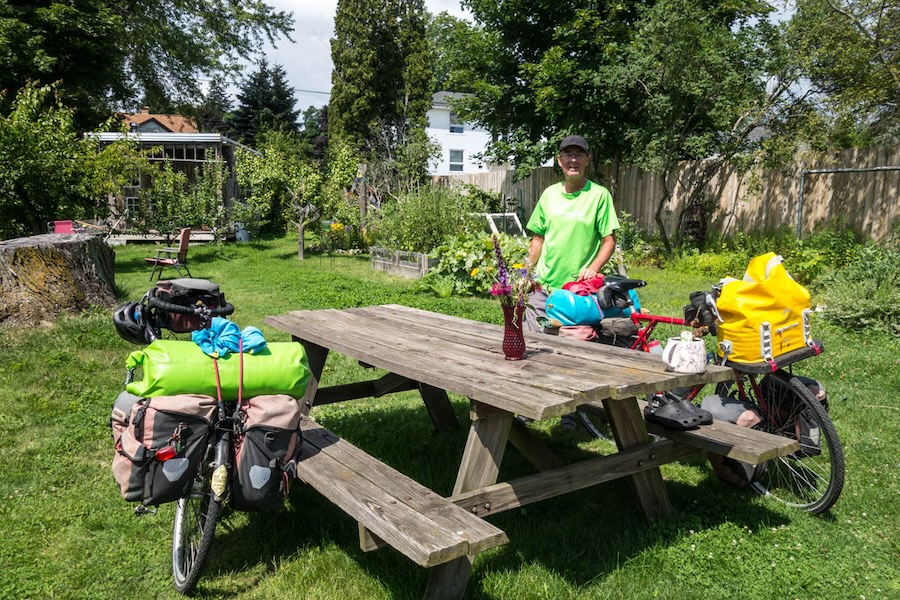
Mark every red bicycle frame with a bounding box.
[628,313,689,352]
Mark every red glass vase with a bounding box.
[501,304,526,360]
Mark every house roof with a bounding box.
[122,107,199,133]
[432,91,469,109]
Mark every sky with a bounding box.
[253,0,471,112]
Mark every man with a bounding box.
[524,135,620,333]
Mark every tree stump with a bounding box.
[0,234,116,326]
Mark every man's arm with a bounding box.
[527,235,544,268]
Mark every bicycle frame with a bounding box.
[628,313,689,352]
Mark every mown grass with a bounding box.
[0,236,897,599]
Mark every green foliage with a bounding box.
[0,1,293,129]
[420,232,530,296]
[370,185,485,253]
[190,159,229,240]
[195,76,233,134]
[135,162,190,239]
[0,83,93,238]
[331,0,432,147]
[787,0,900,144]
[659,223,867,286]
[818,245,899,336]
[446,0,777,174]
[229,60,300,147]
[616,211,647,255]
[315,136,363,247]
[235,141,323,240]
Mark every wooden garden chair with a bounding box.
[145,227,193,281]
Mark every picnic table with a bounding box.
[266,304,790,599]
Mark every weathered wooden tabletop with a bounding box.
[266,303,734,421]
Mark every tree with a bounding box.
[235,142,322,259]
[787,0,900,144]
[611,0,800,251]
[196,76,234,134]
[331,0,434,229]
[445,0,644,173]
[330,0,404,144]
[444,1,810,250]
[0,1,293,130]
[427,12,476,93]
[230,60,300,147]
[0,82,152,238]
[299,105,329,162]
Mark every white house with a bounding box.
[426,91,494,176]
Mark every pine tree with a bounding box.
[229,60,299,147]
[197,76,233,134]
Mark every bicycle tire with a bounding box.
[172,437,222,594]
[747,371,845,514]
[575,404,614,441]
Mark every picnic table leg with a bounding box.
[603,396,672,522]
[424,401,513,600]
[296,337,328,416]
[418,383,459,430]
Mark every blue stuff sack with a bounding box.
[546,289,604,326]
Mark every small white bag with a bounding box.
[662,332,707,374]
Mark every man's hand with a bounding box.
[576,267,598,282]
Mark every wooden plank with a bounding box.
[312,373,419,406]
[579,399,800,464]
[270,305,733,416]
[297,438,466,567]
[449,439,700,517]
[269,312,586,420]
[297,338,328,415]
[299,420,507,559]
[603,397,672,521]
[431,401,513,600]
[507,417,566,472]
[418,383,459,430]
[368,305,735,394]
[452,401,513,496]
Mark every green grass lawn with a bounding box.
[0,236,897,599]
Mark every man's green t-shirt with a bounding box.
[526,180,619,290]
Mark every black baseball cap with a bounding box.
[559,135,589,153]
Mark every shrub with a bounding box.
[370,185,485,253]
[418,233,530,297]
[818,245,899,337]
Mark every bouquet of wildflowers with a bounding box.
[490,235,535,308]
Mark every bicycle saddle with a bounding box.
[598,278,646,310]
[604,278,647,295]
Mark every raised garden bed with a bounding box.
[369,246,438,279]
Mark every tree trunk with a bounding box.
[0,233,116,326]
[654,167,674,254]
[297,221,305,260]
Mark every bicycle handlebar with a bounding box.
[147,295,235,316]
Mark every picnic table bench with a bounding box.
[266,304,798,599]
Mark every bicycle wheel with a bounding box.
[172,437,223,594]
[576,403,613,440]
[747,371,845,514]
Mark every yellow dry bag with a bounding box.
[715,252,814,364]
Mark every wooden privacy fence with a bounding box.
[444,146,900,244]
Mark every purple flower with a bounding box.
[492,235,509,289]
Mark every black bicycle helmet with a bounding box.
[113,301,148,345]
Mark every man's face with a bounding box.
[557,146,590,177]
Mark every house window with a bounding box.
[449,150,464,172]
[125,195,141,219]
[449,112,463,133]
